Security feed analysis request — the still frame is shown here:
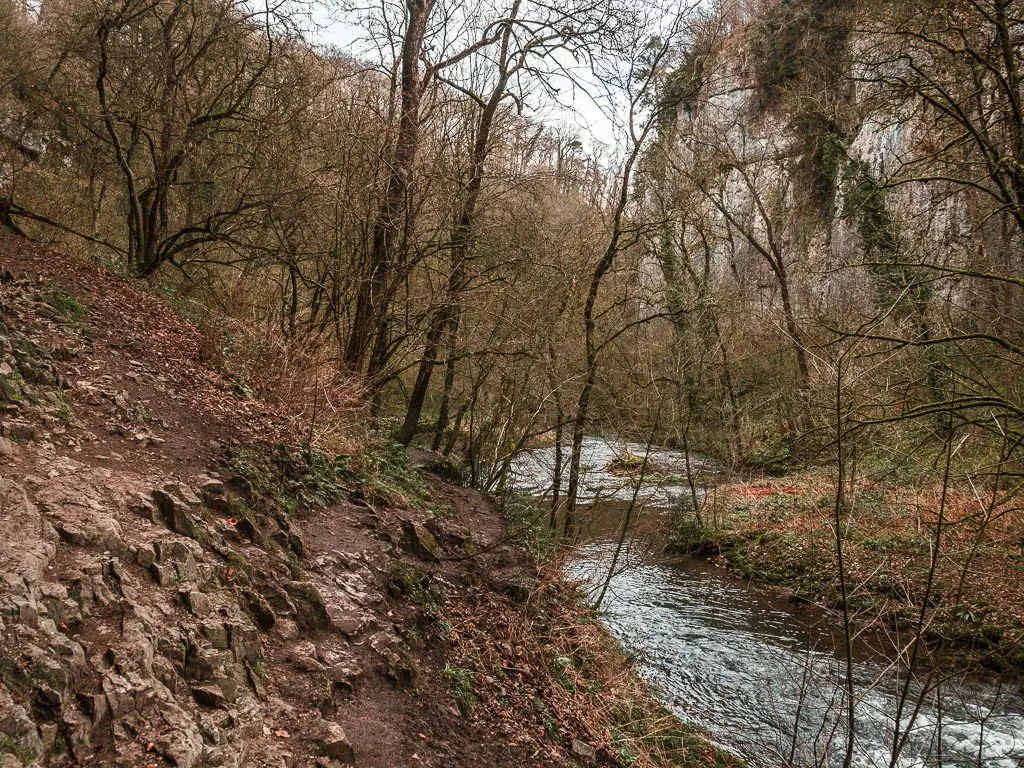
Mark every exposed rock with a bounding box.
[283,581,330,631]
[191,684,228,709]
[402,520,442,561]
[425,517,472,549]
[152,487,201,539]
[196,476,225,498]
[226,474,255,503]
[0,479,58,590]
[234,516,260,543]
[0,374,20,403]
[244,590,276,631]
[151,562,177,587]
[367,631,399,656]
[151,540,201,585]
[572,739,596,762]
[51,516,129,558]
[326,663,362,695]
[0,436,18,459]
[3,420,35,442]
[328,609,373,638]
[284,642,323,673]
[313,721,355,763]
[163,481,204,507]
[275,618,299,640]
[184,646,223,682]
[126,491,159,522]
[369,632,419,689]
[0,685,44,764]
[200,620,229,650]
[206,494,232,515]
[227,624,262,666]
[272,529,305,557]
[61,706,94,762]
[180,589,214,617]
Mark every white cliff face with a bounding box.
[649,18,1002,328]
[1,102,46,195]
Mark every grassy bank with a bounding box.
[671,472,1024,675]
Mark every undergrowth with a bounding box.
[478,491,740,767]
[228,440,428,512]
[499,490,557,559]
[445,567,743,768]
[442,663,476,717]
[709,472,1024,674]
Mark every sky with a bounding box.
[304,2,625,152]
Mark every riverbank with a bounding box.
[680,472,1024,675]
[0,235,737,768]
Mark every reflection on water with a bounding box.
[569,540,1024,768]
[509,438,1024,768]
[509,435,713,507]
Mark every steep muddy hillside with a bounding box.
[0,235,734,768]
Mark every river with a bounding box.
[509,437,1024,768]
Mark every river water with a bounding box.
[509,437,1024,768]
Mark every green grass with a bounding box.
[442,663,477,717]
[666,512,724,555]
[54,391,74,423]
[48,291,85,321]
[281,547,304,580]
[229,440,429,513]
[336,441,429,508]
[391,562,439,607]
[0,734,37,764]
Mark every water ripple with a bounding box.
[568,542,1024,768]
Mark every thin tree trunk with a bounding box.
[432,349,457,450]
[396,10,518,440]
[566,107,654,537]
[396,320,445,445]
[834,355,856,768]
[550,398,564,532]
[713,318,743,460]
[778,266,810,391]
[442,403,466,456]
[345,0,434,374]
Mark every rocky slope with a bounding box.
[0,234,733,768]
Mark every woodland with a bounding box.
[2,0,1024,757]
[3,0,1024,601]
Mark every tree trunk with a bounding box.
[432,351,457,451]
[396,318,445,445]
[566,136,647,538]
[550,398,564,532]
[345,0,434,374]
[396,14,517,439]
[778,270,810,392]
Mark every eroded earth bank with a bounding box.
[0,236,736,768]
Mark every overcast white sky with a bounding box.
[305,3,624,152]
